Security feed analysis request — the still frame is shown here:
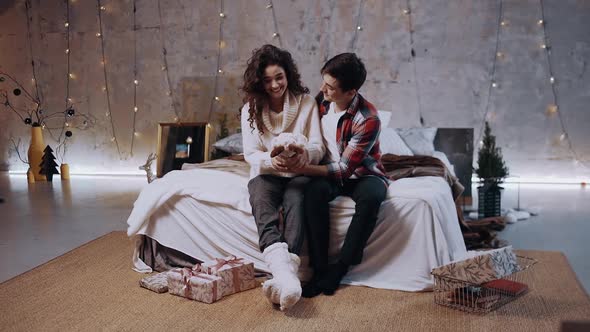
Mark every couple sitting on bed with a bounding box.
[240,45,388,311]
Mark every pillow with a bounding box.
[379,128,414,156]
[396,127,437,156]
[213,133,243,154]
[377,110,391,127]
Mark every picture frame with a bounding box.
[157,122,211,177]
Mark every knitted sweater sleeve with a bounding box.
[301,94,325,165]
[240,104,274,174]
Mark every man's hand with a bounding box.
[270,144,309,173]
[270,145,285,158]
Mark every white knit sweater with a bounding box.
[241,92,325,179]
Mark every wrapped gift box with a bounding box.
[200,256,257,296]
[432,246,520,284]
[139,271,169,293]
[167,268,223,303]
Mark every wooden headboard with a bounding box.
[433,128,474,204]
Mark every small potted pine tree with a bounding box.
[475,122,509,218]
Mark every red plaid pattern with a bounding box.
[318,93,389,186]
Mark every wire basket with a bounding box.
[431,255,538,314]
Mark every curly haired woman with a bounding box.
[240,44,324,311]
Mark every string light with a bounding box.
[219,12,225,18]
[25,0,41,110]
[157,0,180,120]
[96,32,101,37]
[537,19,544,25]
[538,0,587,169]
[267,0,282,47]
[405,0,424,126]
[207,0,225,123]
[349,0,364,51]
[477,0,504,145]
[129,0,139,157]
[97,0,121,157]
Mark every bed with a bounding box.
[126,126,472,292]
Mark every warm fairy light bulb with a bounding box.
[134,106,138,112]
[65,122,70,127]
[161,65,166,71]
[491,81,498,88]
[67,97,73,102]
[266,4,273,9]
[559,133,566,141]
[134,132,139,136]
[42,123,46,129]
[134,79,139,85]
[100,5,106,11]
[549,76,555,84]
[111,137,116,142]
[65,49,70,54]
[403,9,410,14]
[356,26,362,30]
[102,86,107,92]
[214,96,220,101]
[540,43,547,49]
[105,112,110,117]
[537,19,544,25]
[174,116,179,122]
[496,52,504,58]
[186,136,193,144]
[272,32,279,38]
[96,32,101,37]
[100,60,105,65]
[31,78,35,83]
[219,12,225,18]
[218,69,223,74]
[500,20,507,26]
[546,104,558,115]
[64,22,69,27]
[69,73,75,79]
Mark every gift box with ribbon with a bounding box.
[200,255,257,296]
[167,267,223,304]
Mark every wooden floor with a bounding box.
[0,172,588,295]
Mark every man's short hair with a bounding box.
[321,53,367,92]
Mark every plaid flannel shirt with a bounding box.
[317,93,389,187]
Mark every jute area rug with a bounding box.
[1,232,589,332]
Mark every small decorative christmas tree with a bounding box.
[476,122,509,218]
[39,145,59,182]
[475,122,509,185]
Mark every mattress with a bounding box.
[127,160,467,291]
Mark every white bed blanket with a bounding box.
[127,164,466,291]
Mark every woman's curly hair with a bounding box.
[240,44,309,135]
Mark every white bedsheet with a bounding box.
[127,165,466,291]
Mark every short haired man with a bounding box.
[287,53,389,297]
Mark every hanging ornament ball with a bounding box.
[65,130,73,138]
[13,88,21,96]
[67,108,75,116]
[24,118,32,125]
